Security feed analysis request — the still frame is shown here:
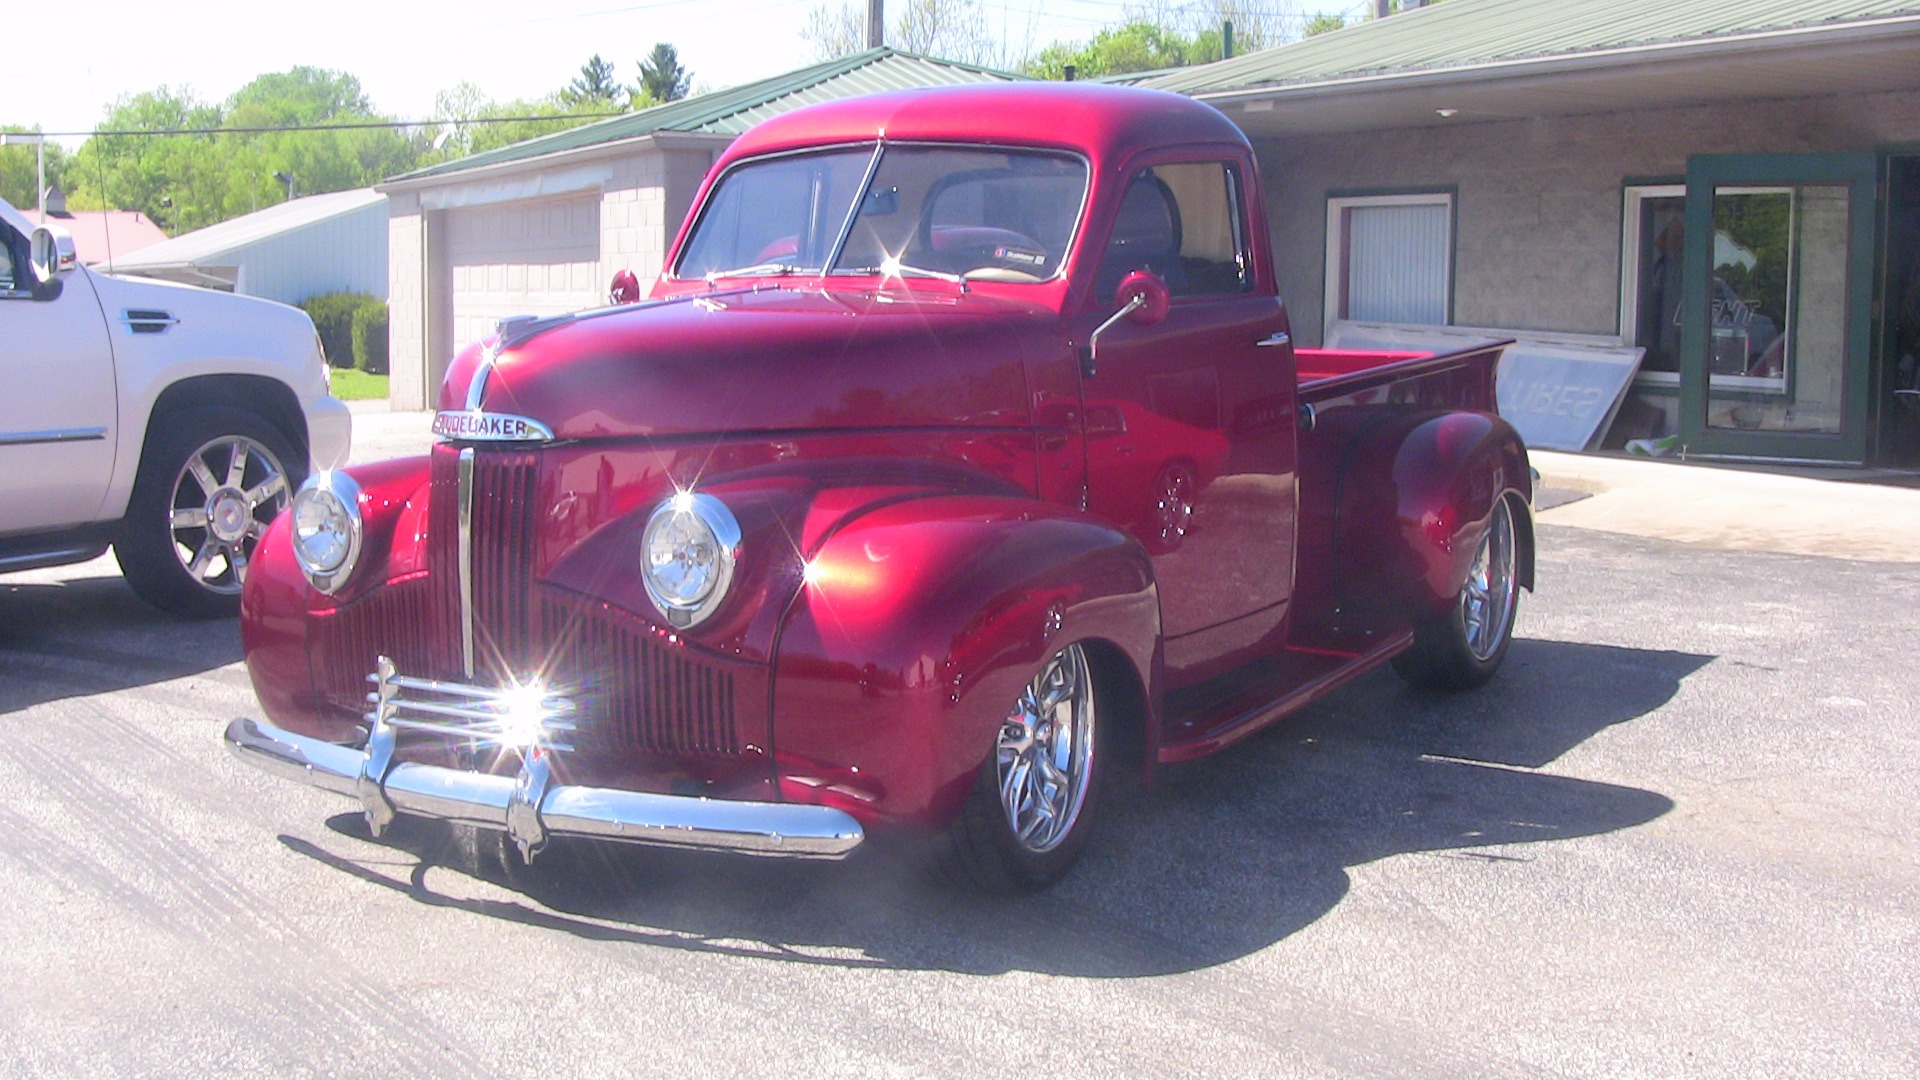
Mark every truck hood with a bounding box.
[443,286,1053,441]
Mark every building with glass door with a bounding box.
[1151,0,1920,467]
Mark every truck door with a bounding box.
[0,221,118,534]
[1076,159,1296,645]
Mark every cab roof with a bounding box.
[715,83,1251,171]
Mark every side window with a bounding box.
[0,227,19,292]
[1095,161,1250,302]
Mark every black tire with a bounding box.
[928,641,1104,894]
[115,405,303,619]
[1393,495,1521,691]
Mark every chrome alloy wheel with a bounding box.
[996,642,1096,854]
[166,435,289,593]
[1461,498,1518,661]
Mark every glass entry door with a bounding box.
[1679,154,1877,462]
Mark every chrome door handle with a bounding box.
[1257,332,1291,348]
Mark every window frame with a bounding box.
[1322,189,1455,338]
[1621,181,1799,396]
[1095,156,1257,305]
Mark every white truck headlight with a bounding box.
[291,471,363,593]
[641,491,739,628]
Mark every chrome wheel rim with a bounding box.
[1152,465,1195,546]
[996,642,1096,854]
[167,435,288,594]
[1462,498,1517,661]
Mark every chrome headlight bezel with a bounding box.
[640,491,740,629]
[290,470,363,594]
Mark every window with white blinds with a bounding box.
[1325,193,1453,333]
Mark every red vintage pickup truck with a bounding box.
[228,84,1531,892]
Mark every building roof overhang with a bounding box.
[1190,16,1920,138]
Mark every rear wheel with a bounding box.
[1393,495,1520,690]
[930,641,1103,893]
[116,406,301,618]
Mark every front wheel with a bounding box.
[116,406,301,619]
[930,641,1103,893]
[1393,495,1521,690]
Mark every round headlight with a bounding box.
[291,470,363,593]
[640,491,739,628]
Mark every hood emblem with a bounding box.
[432,410,554,443]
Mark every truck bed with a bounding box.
[1295,341,1510,401]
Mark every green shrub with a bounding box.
[300,292,379,370]
[351,301,389,375]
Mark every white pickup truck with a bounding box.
[1,197,351,616]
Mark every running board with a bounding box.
[1157,630,1414,764]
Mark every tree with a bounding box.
[65,70,428,233]
[428,82,616,161]
[0,126,66,210]
[563,54,626,108]
[636,43,692,104]
[1304,13,1346,36]
[1023,21,1209,80]
[802,0,1001,66]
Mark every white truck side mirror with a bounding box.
[30,223,77,286]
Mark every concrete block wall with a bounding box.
[1256,89,1920,347]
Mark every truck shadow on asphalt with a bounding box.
[0,574,243,715]
[289,636,1710,977]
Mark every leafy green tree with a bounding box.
[65,69,429,233]
[636,44,691,104]
[428,82,619,161]
[0,126,66,210]
[1304,13,1347,36]
[563,54,626,107]
[1023,21,1210,80]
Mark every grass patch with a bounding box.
[330,369,389,401]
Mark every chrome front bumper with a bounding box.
[224,716,864,860]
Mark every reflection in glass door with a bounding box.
[1680,155,1875,462]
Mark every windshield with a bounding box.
[675,144,1088,283]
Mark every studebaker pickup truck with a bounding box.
[228,84,1531,892]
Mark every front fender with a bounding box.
[240,454,432,742]
[769,494,1159,830]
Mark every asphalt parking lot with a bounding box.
[1,428,1916,1077]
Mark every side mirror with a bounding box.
[608,269,641,305]
[1082,270,1171,379]
[30,223,77,286]
[1114,269,1170,326]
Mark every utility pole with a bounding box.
[1373,0,1390,18]
[1223,20,1234,59]
[0,132,47,216]
[867,0,884,49]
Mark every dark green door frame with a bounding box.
[1679,153,1878,463]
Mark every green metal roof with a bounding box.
[1147,0,1920,94]
[390,48,1023,183]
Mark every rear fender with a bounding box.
[770,494,1159,830]
[1338,412,1533,626]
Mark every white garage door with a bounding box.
[446,195,601,351]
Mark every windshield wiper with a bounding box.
[838,261,969,288]
[703,262,804,281]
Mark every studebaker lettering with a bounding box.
[430,410,554,442]
[227,84,1534,894]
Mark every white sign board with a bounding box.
[1325,322,1645,451]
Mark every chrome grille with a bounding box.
[429,445,540,678]
[542,591,740,757]
[366,656,575,752]
[314,447,741,759]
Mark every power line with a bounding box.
[28,112,629,139]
